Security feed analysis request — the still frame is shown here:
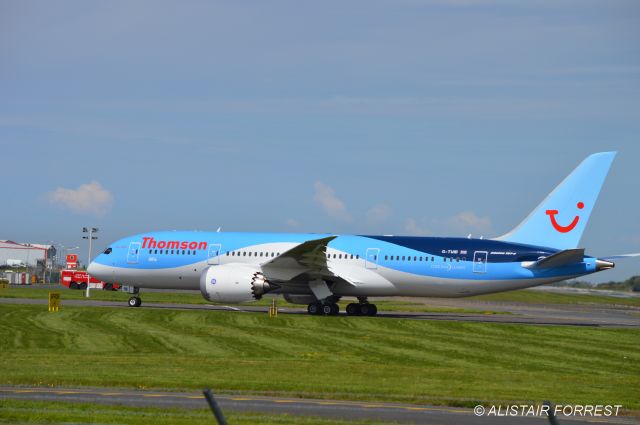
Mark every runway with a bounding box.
[0,386,635,425]
[1,295,638,328]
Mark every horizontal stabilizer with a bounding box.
[600,253,640,261]
[527,248,585,269]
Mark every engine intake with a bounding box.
[199,264,274,303]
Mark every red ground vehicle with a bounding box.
[59,269,120,291]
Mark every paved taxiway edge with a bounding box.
[0,386,637,425]
[1,297,638,328]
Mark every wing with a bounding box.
[261,236,337,281]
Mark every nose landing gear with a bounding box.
[128,296,142,307]
[126,286,142,308]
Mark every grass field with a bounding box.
[0,399,391,425]
[1,304,638,412]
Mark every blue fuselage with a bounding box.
[88,231,598,298]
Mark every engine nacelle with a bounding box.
[199,264,273,303]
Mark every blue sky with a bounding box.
[2,1,639,282]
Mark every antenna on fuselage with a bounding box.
[216,227,222,232]
[467,234,472,239]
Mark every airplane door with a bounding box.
[473,251,488,273]
[127,242,141,264]
[365,248,380,269]
[207,243,222,265]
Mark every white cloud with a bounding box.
[286,218,300,228]
[405,218,430,236]
[47,181,113,216]
[365,204,392,225]
[313,181,352,221]
[446,211,491,234]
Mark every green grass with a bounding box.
[0,399,393,425]
[1,304,638,411]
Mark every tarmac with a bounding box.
[0,386,636,425]
[1,294,638,327]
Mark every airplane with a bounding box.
[88,151,638,316]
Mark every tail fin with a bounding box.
[497,152,616,249]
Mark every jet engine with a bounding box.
[199,264,274,303]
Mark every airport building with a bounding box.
[0,240,56,267]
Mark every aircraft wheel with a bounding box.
[307,302,321,315]
[326,303,339,316]
[367,304,378,316]
[128,296,142,308]
[346,303,360,316]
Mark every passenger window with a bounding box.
[154,250,158,254]
[149,249,152,254]
[356,255,359,259]
[243,252,246,256]
[396,256,399,260]
[385,255,388,260]
[402,256,405,261]
[431,256,434,262]
[339,254,342,259]
[407,256,411,261]
[374,255,377,260]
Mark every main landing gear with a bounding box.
[307,297,378,317]
[307,301,339,316]
[346,297,378,316]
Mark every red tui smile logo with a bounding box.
[546,202,584,233]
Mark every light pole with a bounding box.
[82,227,98,297]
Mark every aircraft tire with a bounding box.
[346,303,360,316]
[128,296,142,308]
[368,304,378,316]
[307,302,321,315]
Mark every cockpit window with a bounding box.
[103,247,112,255]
